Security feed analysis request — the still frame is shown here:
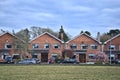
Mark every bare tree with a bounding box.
[30,26,59,39]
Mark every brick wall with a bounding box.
[29,33,64,59]
[104,35,120,50]
[66,34,101,62]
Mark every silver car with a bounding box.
[115,59,120,64]
[18,58,36,64]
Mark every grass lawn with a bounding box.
[0,65,120,80]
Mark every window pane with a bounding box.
[70,44,77,49]
[32,55,38,58]
[54,44,60,49]
[88,54,96,59]
[44,44,50,49]
[91,44,98,49]
[51,54,58,60]
[32,44,39,48]
[109,45,115,50]
[119,45,120,50]
[5,43,12,49]
[81,44,88,50]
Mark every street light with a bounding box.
[109,39,112,65]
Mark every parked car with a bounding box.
[58,58,79,64]
[5,56,14,64]
[32,58,41,64]
[18,58,36,64]
[48,58,54,64]
[115,59,120,64]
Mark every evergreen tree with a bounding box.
[107,29,120,37]
[80,31,91,36]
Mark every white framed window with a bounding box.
[44,43,50,49]
[51,54,58,60]
[5,43,12,49]
[109,45,115,50]
[12,54,20,59]
[119,45,120,50]
[70,44,77,49]
[81,44,88,50]
[32,53,38,58]
[53,44,60,49]
[109,54,115,61]
[91,44,98,50]
[88,54,96,60]
[32,43,39,49]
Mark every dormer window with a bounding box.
[70,44,77,49]
[5,43,12,49]
[81,44,88,50]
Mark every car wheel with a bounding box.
[29,62,33,64]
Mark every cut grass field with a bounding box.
[0,65,120,80]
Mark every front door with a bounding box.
[41,53,48,62]
[118,54,120,59]
[79,54,86,63]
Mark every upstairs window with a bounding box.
[54,44,60,49]
[44,43,50,49]
[5,43,12,49]
[81,44,88,50]
[91,44,98,50]
[109,45,115,50]
[32,44,39,49]
[70,44,77,49]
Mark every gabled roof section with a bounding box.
[30,32,64,43]
[0,32,25,43]
[66,33,102,44]
[104,33,120,44]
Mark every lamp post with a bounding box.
[109,40,112,65]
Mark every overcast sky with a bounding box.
[0,0,120,37]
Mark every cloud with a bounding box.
[0,0,120,37]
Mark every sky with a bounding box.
[0,0,120,37]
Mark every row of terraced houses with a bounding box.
[0,30,120,63]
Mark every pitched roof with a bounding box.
[30,32,64,43]
[104,33,120,44]
[66,33,102,44]
[0,32,25,43]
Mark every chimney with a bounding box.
[59,25,64,41]
[61,32,64,41]
[97,32,100,42]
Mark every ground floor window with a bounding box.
[1,53,9,59]
[51,54,58,60]
[32,54,38,58]
[109,54,115,60]
[88,54,96,60]
[12,54,20,59]
[71,54,76,59]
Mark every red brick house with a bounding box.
[29,32,64,62]
[104,34,120,62]
[65,33,102,63]
[0,32,25,62]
